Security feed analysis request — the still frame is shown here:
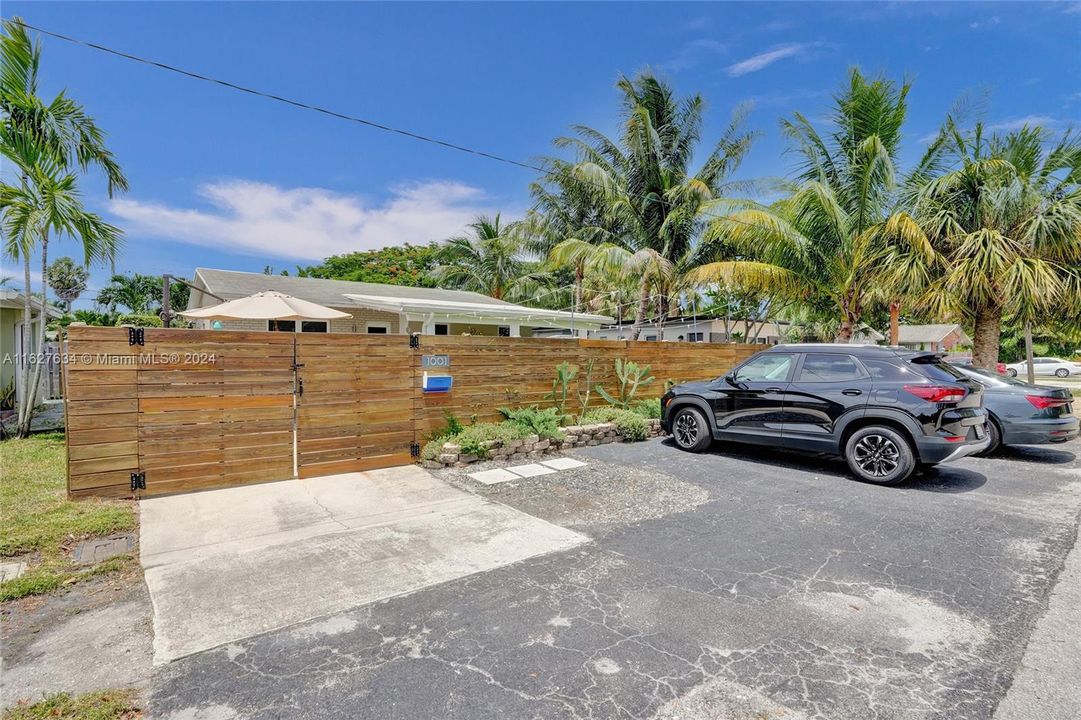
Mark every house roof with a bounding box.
[898,324,971,344]
[0,289,63,317]
[189,268,613,327]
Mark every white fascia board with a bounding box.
[344,293,613,325]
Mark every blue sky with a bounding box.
[3,1,1080,309]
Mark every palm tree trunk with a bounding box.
[630,280,650,341]
[573,263,583,314]
[16,255,34,435]
[971,304,1002,370]
[889,300,900,345]
[21,233,50,437]
[835,292,859,343]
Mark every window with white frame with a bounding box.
[687,332,704,342]
[366,322,390,334]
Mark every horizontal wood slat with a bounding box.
[66,326,759,498]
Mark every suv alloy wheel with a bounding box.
[672,406,712,452]
[844,426,916,485]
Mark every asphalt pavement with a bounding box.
[149,436,1081,720]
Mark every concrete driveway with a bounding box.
[149,439,1080,719]
[140,466,587,662]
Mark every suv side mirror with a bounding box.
[723,372,739,387]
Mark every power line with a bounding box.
[9,18,762,232]
[8,19,541,172]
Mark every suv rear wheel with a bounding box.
[844,426,915,485]
[671,406,712,453]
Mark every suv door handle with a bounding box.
[842,389,862,396]
[764,387,784,393]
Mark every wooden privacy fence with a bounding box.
[65,326,759,498]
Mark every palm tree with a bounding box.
[431,214,526,300]
[912,123,1081,369]
[2,17,127,436]
[549,70,756,338]
[95,273,159,314]
[46,256,89,311]
[692,69,933,342]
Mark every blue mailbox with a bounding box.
[422,372,453,394]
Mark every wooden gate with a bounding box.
[66,327,296,497]
[294,334,414,478]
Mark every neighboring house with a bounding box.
[897,324,972,352]
[1,289,63,406]
[184,268,613,337]
[580,315,796,345]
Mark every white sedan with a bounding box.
[1005,357,1081,378]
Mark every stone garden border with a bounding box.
[422,419,664,469]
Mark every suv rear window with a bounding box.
[797,354,864,382]
[861,359,919,381]
[909,356,967,382]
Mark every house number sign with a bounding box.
[421,354,451,368]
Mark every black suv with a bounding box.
[660,344,990,484]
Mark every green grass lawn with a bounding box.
[1,432,137,601]
[2,690,141,720]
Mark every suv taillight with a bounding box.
[1026,395,1069,410]
[904,385,967,403]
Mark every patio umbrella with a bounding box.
[180,291,351,480]
[178,291,351,321]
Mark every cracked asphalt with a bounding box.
[150,438,1080,720]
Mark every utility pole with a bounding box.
[161,274,172,328]
[1024,321,1035,385]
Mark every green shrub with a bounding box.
[454,422,530,457]
[631,398,662,419]
[114,313,162,327]
[499,406,565,442]
[580,406,649,441]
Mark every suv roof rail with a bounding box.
[770,343,898,351]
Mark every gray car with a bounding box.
[952,365,1079,455]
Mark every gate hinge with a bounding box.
[130,472,146,492]
[128,327,145,346]
[410,442,421,458]
[409,334,420,349]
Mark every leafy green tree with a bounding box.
[45,256,88,311]
[431,214,526,300]
[693,69,934,342]
[912,123,1081,368]
[297,242,444,286]
[1,17,127,437]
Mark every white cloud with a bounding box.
[1063,2,1081,14]
[108,180,497,261]
[725,43,816,77]
[968,16,1001,29]
[986,115,1057,131]
[657,38,729,72]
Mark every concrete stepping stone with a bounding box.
[505,463,557,478]
[467,468,521,485]
[540,458,587,471]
